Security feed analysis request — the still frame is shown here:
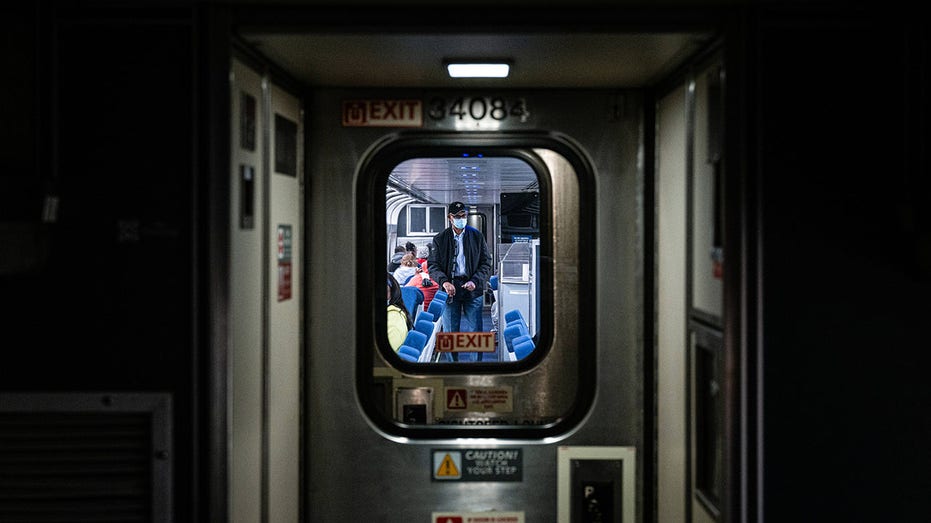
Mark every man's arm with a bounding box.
[469,230,493,287]
[426,235,449,287]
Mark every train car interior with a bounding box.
[1,2,927,523]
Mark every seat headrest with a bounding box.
[504,309,525,324]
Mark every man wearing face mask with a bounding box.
[427,201,493,362]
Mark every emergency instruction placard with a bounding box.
[444,386,513,413]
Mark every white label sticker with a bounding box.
[431,511,525,523]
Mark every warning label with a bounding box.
[431,448,522,482]
[433,451,461,480]
[444,386,512,413]
[432,511,524,523]
[447,389,467,410]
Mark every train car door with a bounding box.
[228,55,304,523]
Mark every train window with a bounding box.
[358,135,595,437]
[404,205,447,235]
[384,155,543,365]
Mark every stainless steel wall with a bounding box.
[305,88,645,521]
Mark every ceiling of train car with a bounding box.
[240,28,712,204]
[389,157,538,206]
[238,31,713,88]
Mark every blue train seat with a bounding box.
[400,286,424,317]
[398,345,421,359]
[398,351,418,362]
[504,309,525,325]
[514,338,535,360]
[503,322,529,352]
[415,319,434,337]
[427,298,445,320]
[403,330,428,354]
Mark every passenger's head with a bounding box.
[387,272,413,329]
[394,245,406,253]
[405,241,417,254]
[400,253,417,267]
[387,273,402,305]
[447,201,467,230]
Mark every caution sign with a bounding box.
[433,451,461,480]
[432,511,525,523]
[446,389,467,410]
[431,448,522,482]
[443,386,513,413]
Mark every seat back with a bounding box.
[400,286,424,317]
[398,351,418,362]
[427,298,445,320]
[503,322,529,352]
[512,334,532,348]
[514,338,535,360]
[398,345,421,359]
[415,319,434,337]
[403,330,428,353]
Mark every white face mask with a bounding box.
[452,217,467,229]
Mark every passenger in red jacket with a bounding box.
[405,261,438,311]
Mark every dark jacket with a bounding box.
[427,225,493,297]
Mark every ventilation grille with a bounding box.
[0,394,171,523]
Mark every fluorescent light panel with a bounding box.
[447,63,510,78]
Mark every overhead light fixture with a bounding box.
[446,61,511,78]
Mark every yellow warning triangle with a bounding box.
[436,453,460,477]
[449,391,466,409]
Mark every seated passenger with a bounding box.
[392,253,420,285]
[405,241,418,260]
[405,261,438,311]
[387,274,413,352]
[415,245,430,266]
[387,245,406,273]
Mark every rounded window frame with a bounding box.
[356,131,597,439]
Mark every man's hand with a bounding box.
[461,281,476,292]
[443,281,456,296]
